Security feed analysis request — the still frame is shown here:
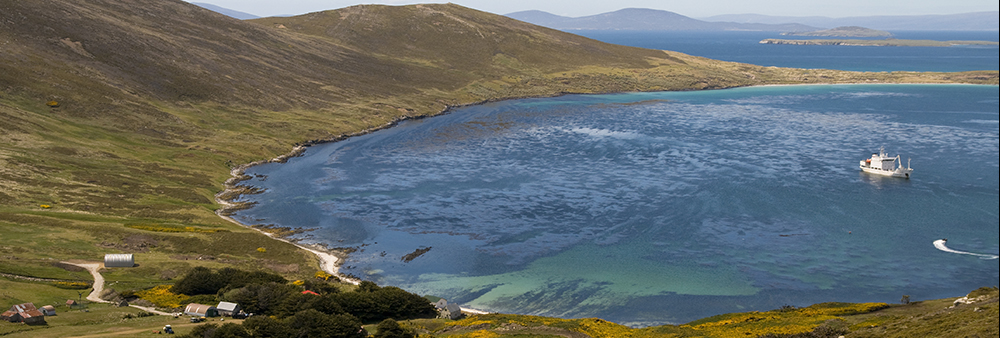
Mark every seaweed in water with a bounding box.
[401,247,432,263]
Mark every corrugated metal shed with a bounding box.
[40,305,56,316]
[184,303,218,317]
[1,310,20,322]
[104,254,134,267]
[19,309,45,325]
[216,302,240,316]
[10,303,37,313]
[3,303,46,324]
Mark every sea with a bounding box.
[231,31,999,326]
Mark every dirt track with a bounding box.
[60,261,178,316]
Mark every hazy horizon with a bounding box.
[186,0,997,19]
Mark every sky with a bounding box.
[187,0,998,19]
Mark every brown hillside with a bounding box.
[0,0,995,300]
[250,4,672,73]
[1,0,410,110]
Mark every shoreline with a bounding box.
[212,81,994,316]
[213,102,505,315]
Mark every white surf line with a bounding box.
[933,239,999,259]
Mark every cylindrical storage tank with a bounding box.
[104,254,134,267]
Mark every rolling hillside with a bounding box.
[0,1,996,334]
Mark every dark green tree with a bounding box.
[284,309,365,338]
[373,287,437,319]
[242,315,293,338]
[276,292,323,318]
[373,319,415,338]
[222,283,297,316]
[183,323,218,338]
[358,280,380,293]
[301,279,341,295]
[211,323,252,338]
[173,267,227,295]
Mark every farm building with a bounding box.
[1,310,19,322]
[104,253,135,267]
[445,303,463,320]
[216,302,241,317]
[2,303,46,325]
[40,305,56,316]
[184,303,218,317]
[19,310,45,325]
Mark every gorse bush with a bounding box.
[136,285,189,308]
[52,281,91,289]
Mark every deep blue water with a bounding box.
[570,30,999,72]
[232,32,1000,326]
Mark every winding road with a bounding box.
[61,261,178,316]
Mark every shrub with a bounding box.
[172,267,227,296]
[52,281,91,289]
[172,267,287,296]
[243,315,293,337]
[284,309,366,338]
[374,318,416,338]
[222,283,298,316]
[136,285,189,308]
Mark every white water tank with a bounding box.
[104,254,134,267]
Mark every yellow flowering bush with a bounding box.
[681,302,889,337]
[52,281,90,289]
[461,330,499,338]
[39,204,52,209]
[448,314,576,329]
[315,271,334,281]
[125,223,225,233]
[135,285,189,308]
[797,302,889,316]
[444,302,892,338]
[573,318,637,338]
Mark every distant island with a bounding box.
[506,8,817,31]
[782,26,892,37]
[700,11,998,31]
[760,38,999,47]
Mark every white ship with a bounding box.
[860,147,912,178]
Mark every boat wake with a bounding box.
[933,239,999,259]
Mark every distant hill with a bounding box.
[701,11,999,31]
[191,2,260,20]
[506,8,817,31]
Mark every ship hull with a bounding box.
[860,166,912,178]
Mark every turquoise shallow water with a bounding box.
[234,84,998,325]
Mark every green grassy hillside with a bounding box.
[0,1,997,336]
